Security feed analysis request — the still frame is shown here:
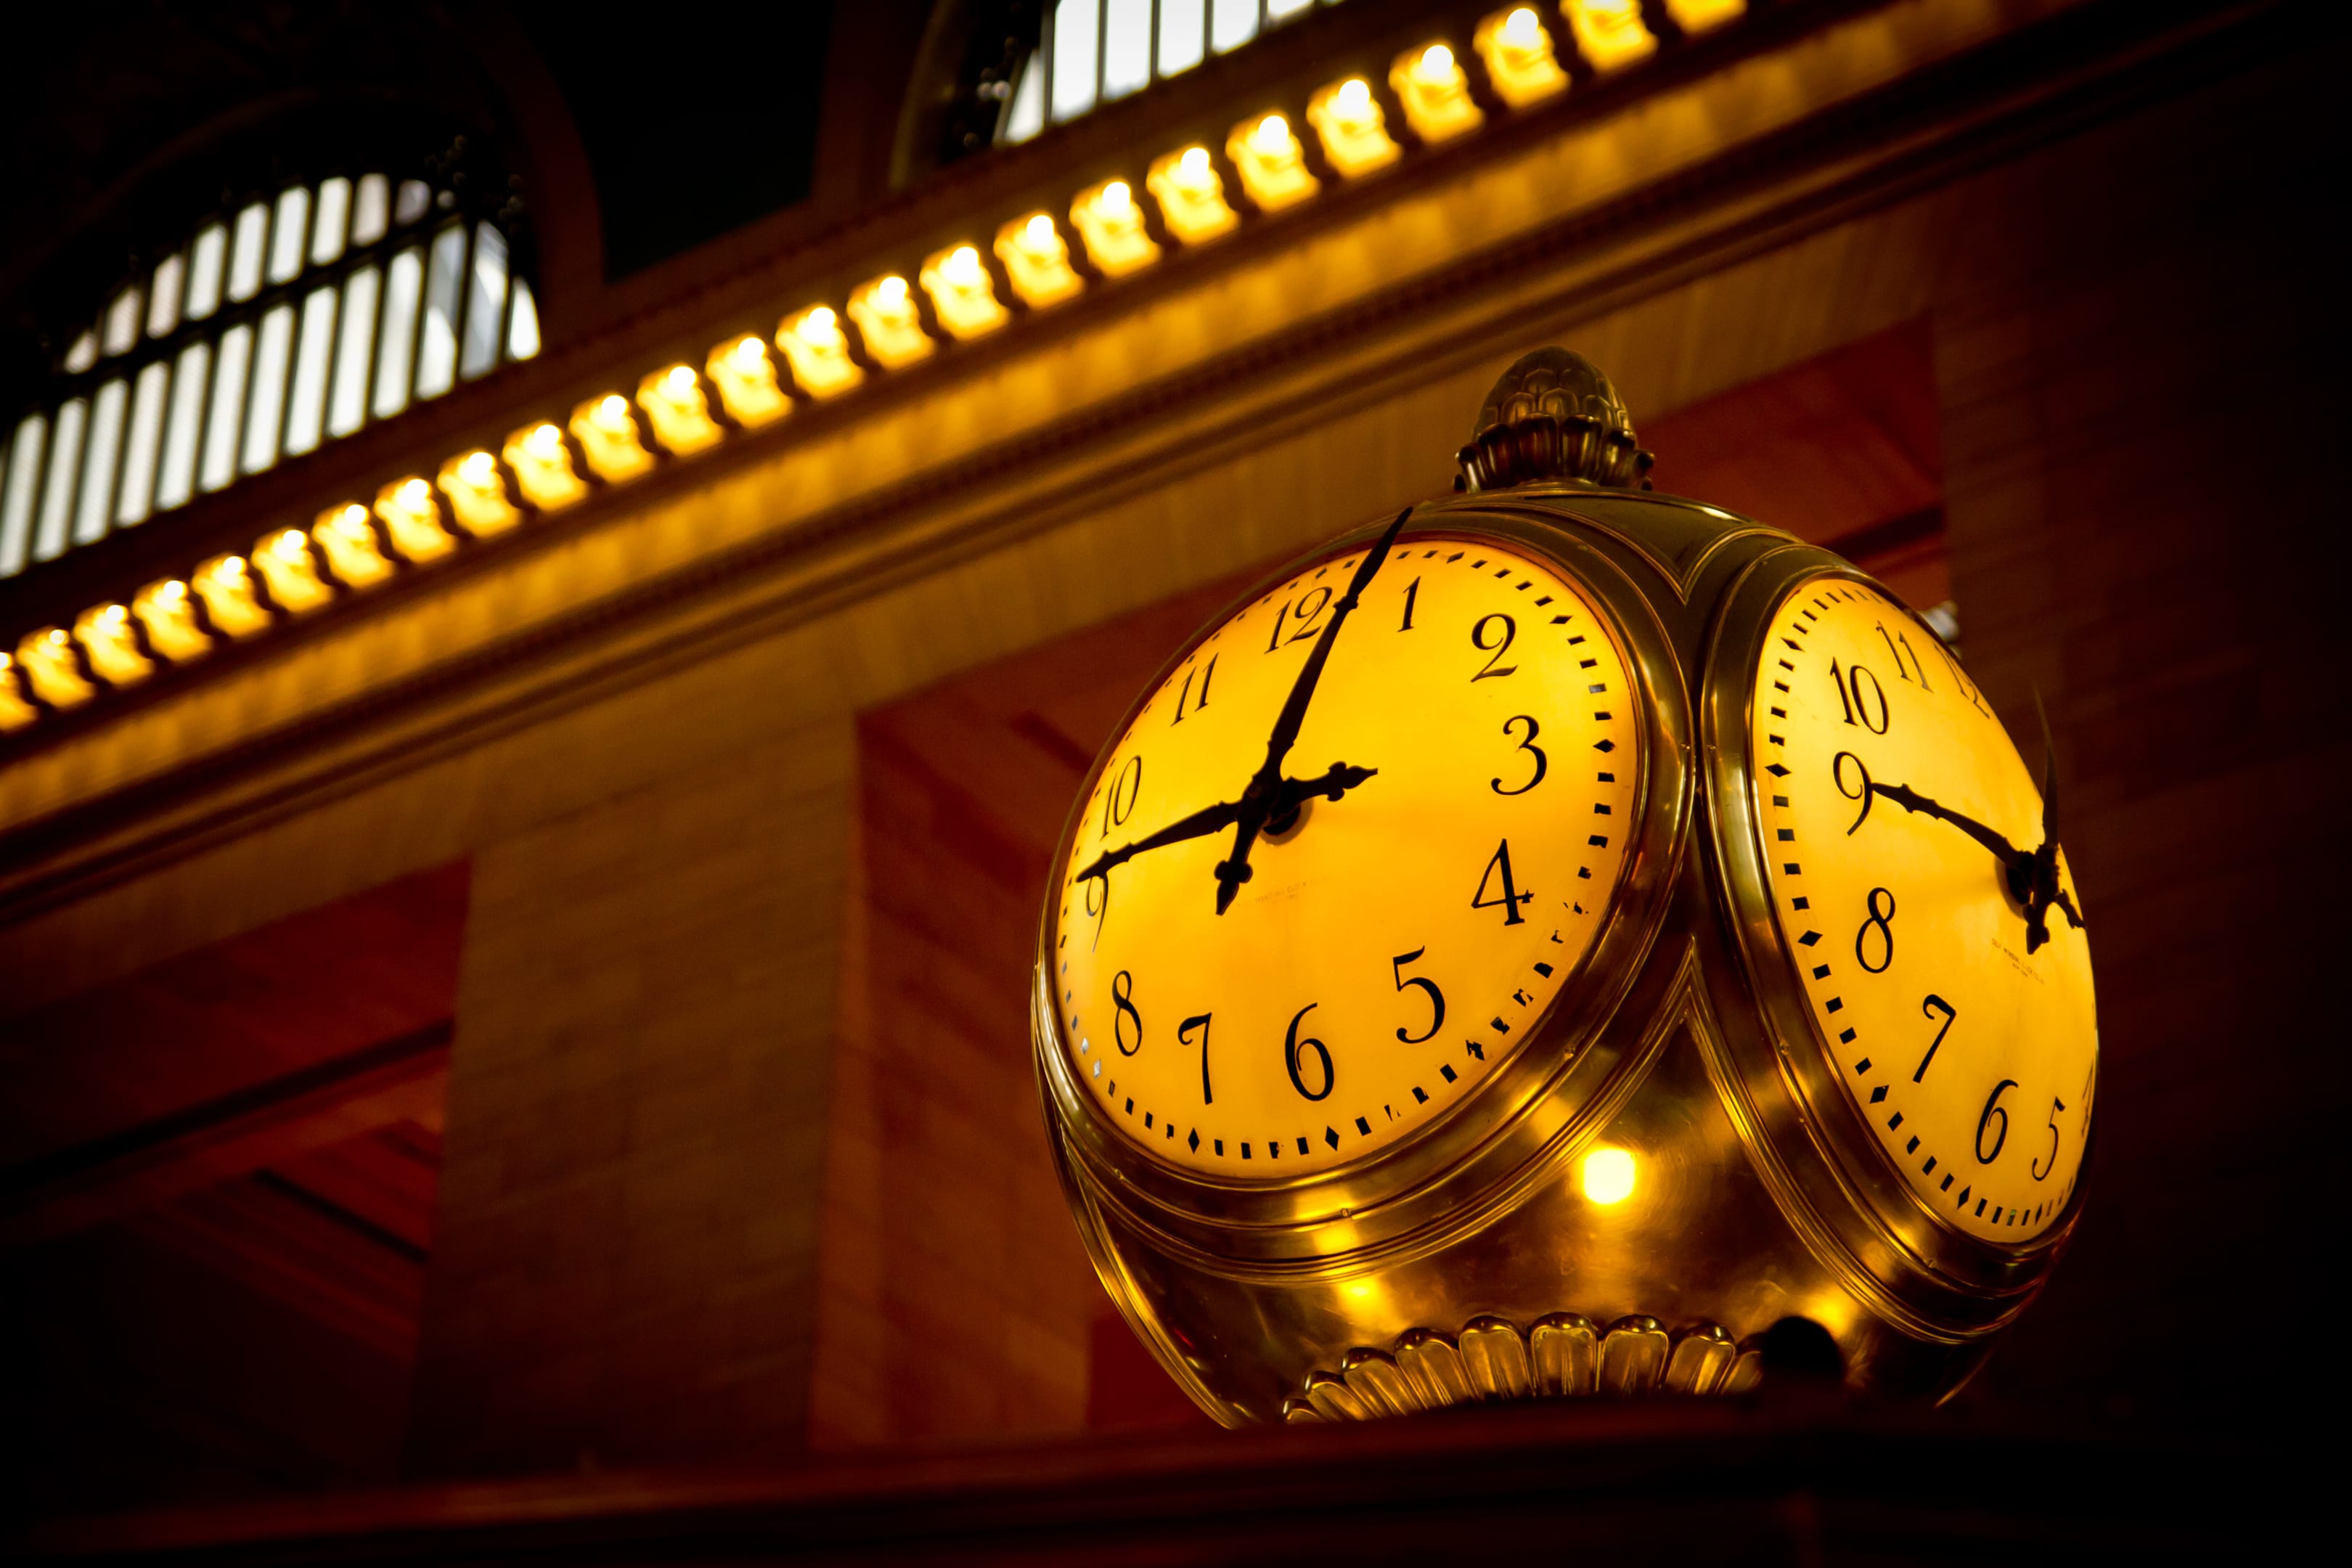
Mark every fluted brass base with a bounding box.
[1282,1310,1758,1421]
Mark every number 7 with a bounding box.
[1180,1013,1214,1105]
[1914,994,1956,1082]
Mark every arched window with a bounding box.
[998,0,1344,145]
[1,168,539,579]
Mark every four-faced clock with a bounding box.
[1746,578,2096,1241]
[1050,513,1642,1176]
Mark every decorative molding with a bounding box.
[1281,1310,1759,1421]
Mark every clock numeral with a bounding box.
[1082,875,1111,950]
[1831,658,1890,735]
[1170,656,1216,724]
[1391,947,1447,1044]
[1111,970,1144,1057]
[1874,623,1932,691]
[1927,629,1990,716]
[1975,1077,2016,1165]
[1471,613,1519,681]
[1914,994,1956,1083]
[2031,1095,2067,1181]
[1856,886,1896,973]
[1098,754,1143,839]
[1400,576,1421,632]
[1180,1013,1214,1104]
[1284,1003,1334,1102]
[1832,750,1874,834]
[1490,714,1548,796]
[1267,586,1333,652]
[1471,839,1532,926]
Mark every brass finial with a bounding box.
[1456,348,1654,492]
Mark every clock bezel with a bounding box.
[1699,548,2092,1320]
[1032,505,1694,1265]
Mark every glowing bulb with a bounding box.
[101,603,126,624]
[1503,6,1540,46]
[1581,1147,1637,1206]
[664,364,697,398]
[1334,78,1371,116]
[1179,145,1211,181]
[459,451,497,486]
[221,557,246,578]
[804,306,838,338]
[160,581,184,601]
[731,335,764,370]
[274,528,306,557]
[401,478,431,505]
[46,627,68,644]
[1101,179,1134,216]
[875,275,908,306]
[1420,43,1454,77]
[597,393,629,424]
[1024,213,1056,248]
[525,424,563,458]
[943,245,982,284]
[1253,114,1289,153]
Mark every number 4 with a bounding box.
[1473,841,1532,926]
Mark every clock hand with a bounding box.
[1869,780,2031,871]
[1076,763,1380,885]
[1869,770,2087,954]
[1214,508,1413,914]
[2014,692,2087,955]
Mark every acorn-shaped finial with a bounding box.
[1457,348,1654,492]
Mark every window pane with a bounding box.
[330,265,379,438]
[284,286,338,455]
[415,223,465,399]
[103,288,142,356]
[374,246,422,418]
[1051,0,1099,122]
[116,360,171,524]
[228,202,269,302]
[1002,53,1046,142]
[64,331,97,373]
[74,377,126,544]
[460,223,507,381]
[148,253,186,338]
[394,179,430,226]
[352,173,391,245]
[1159,0,1206,75]
[200,324,250,492]
[187,224,227,320]
[1267,0,1315,20]
[155,342,208,512]
[268,187,310,285]
[34,399,86,561]
[1211,0,1257,53]
[312,176,351,265]
[1,415,44,577]
[1103,0,1151,99]
[506,277,541,361]
[242,303,295,473]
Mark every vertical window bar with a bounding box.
[415,221,467,400]
[329,265,380,436]
[74,379,128,544]
[242,303,295,474]
[200,325,250,492]
[186,224,227,321]
[1,415,45,576]
[283,286,338,455]
[33,399,86,561]
[154,342,210,512]
[373,246,422,418]
[460,222,508,381]
[116,360,171,524]
[311,176,352,266]
[226,201,269,303]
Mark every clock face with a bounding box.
[1748,578,2096,1244]
[1051,530,1642,1179]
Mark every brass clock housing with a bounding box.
[1031,351,2093,1423]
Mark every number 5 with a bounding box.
[2031,1096,2067,1181]
[1391,947,1446,1044]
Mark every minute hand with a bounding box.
[1213,508,1412,913]
[1869,780,2030,870]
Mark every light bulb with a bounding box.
[1254,114,1289,152]
[1581,1147,1637,1206]
[400,478,431,505]
[664,365,697,398]
[732,335,765,370]
[1179,146,1211,181]
[1024,213,1057,248]
[100,603,126,624]
[526,424,563,458]
[1503,7,1540,46]
[221,557,246,578]
[1101,180,1134,216]
[804,306,838,338]
[875,275,908,306]
[1335,78,1371,116]
[597,394,629,424]
[459,451,496,486]
[160,580,185,601]
[1420,43,1454,78]
[274,529,306,557]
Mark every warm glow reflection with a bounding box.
[1561,0,1657,73]
[311,502,396,588]
[1226,112,1318,211]
[995,212,1085,308]
[1666,0,1745,30]
[1307,77,1401,178]
[847,274,936,369]
[1475,7,1569,107]
[775,305,865,398]
[1392,40,1485,143]
[1069,177,1161,277]
[1146,145,1238,245]
[438,449,523,536]
[636,364,724,455]
[1582,1147,1637,1205]
[568,392,656,482]
[919,242,1010,340]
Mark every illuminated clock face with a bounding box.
[1052,529,1642,1178]
[1749,578,2096,1244]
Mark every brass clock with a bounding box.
[1032,351,2096,1421]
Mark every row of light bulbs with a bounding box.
[0,1,1744,735]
